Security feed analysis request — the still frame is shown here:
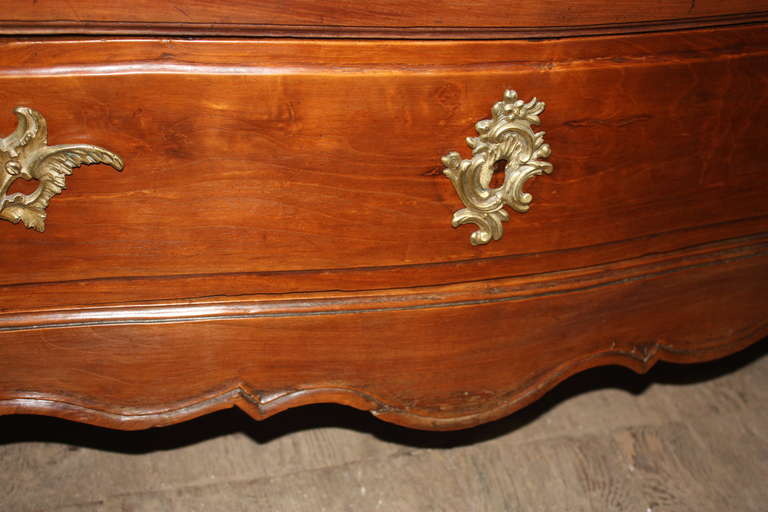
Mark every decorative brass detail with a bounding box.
[443,90,552,246]
[0,107,123,232]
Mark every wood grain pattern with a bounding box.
[0,22,766,431]
[1,235,766,430]
[3,347,767,511]
[1,0,768,38]
[0,25,766,312]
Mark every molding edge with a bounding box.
[2,233,766,332]
[1,325,765,431]
[0,13,766,39]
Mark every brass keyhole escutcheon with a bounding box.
[442,90,553,246]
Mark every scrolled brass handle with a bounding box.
[0,107,123,232]
[443,90,553,246]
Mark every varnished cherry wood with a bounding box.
[2,0,768,38]
[0,23,766,431]
[0,26,767,312]
[1,241,766,430]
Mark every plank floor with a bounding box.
[2,340,767,512]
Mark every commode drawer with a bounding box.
[0,24,766,430]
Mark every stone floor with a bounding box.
[2,340,767,511]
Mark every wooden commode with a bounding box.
[0,1,766,430]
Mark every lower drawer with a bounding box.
[0,24,766,430]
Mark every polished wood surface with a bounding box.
[0,25,767,310]
[0,22,766,430]
[2,0,768,38]
[4,345,768,510]
[1,240,766,430]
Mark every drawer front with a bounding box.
[0,25,766,430]
[0,25,767,309]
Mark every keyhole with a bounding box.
[489,159,508,189]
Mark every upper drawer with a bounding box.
[3,0,768,38]
[0,24,767,311]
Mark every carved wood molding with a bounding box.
[0,12,767,39]
[1,324,765,431]
[0,232,766,430]
[1,233,765,331]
